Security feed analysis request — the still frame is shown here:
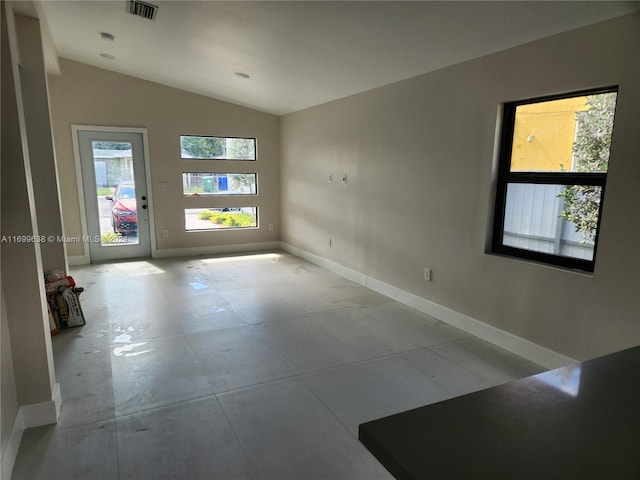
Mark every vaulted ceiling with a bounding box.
[36,1,640,115]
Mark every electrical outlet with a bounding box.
[268,224,274,231]
[162,229,169,238]
[424,267,432,281]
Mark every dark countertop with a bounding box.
[359,346,640,480]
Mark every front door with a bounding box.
[77,129,151,261]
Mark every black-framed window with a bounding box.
[491,87,618,272]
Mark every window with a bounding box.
[492,87,618,272]
[182,173,257,195]
[185,208,258,231]
[181,135,260,232]
[180,135,256,160]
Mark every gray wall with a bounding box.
[47,59,281,258]
[1,294,18,477]
[281,13,640,361]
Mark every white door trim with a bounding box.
[71,125,157,263]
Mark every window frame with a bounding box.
[184,207,259,232]
[491,86,618,272]
[181,172,258,196]
[181,134,261,233]
[180,135,257,161]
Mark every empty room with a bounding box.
[1,1,639,479]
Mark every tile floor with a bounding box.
[12,251,545,480]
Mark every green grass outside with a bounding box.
[198,210,256,227]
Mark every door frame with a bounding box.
[71,125,157,264]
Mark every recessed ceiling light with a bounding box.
[100,53,116,60]
[100,32,115,41]
[235,72,250,79]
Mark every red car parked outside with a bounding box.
[106,181,137,234]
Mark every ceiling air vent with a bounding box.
[128,0,158,20]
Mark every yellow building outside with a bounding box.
[510,96,589,172]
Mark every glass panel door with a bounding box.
[92,140,139,246]
[78,130,151,261]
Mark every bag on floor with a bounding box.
[45,274,76,294]
[49,285,86,329]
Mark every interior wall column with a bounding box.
[15,13,68,274]
[1,1,60,427]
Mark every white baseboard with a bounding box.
[19,382,62,429]
[280,243,366,285]
[72,242,281,264]
[153,241,281,259]
[2,384,61,478]
[280,242,576,370]
[1,411,24,480]
[365,276,576,369]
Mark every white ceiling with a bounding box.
[38,1,640,115]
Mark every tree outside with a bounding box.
[559,92,617,243]
[226,137,255,160]
[181,136,225,158]
[180,136,255,160]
